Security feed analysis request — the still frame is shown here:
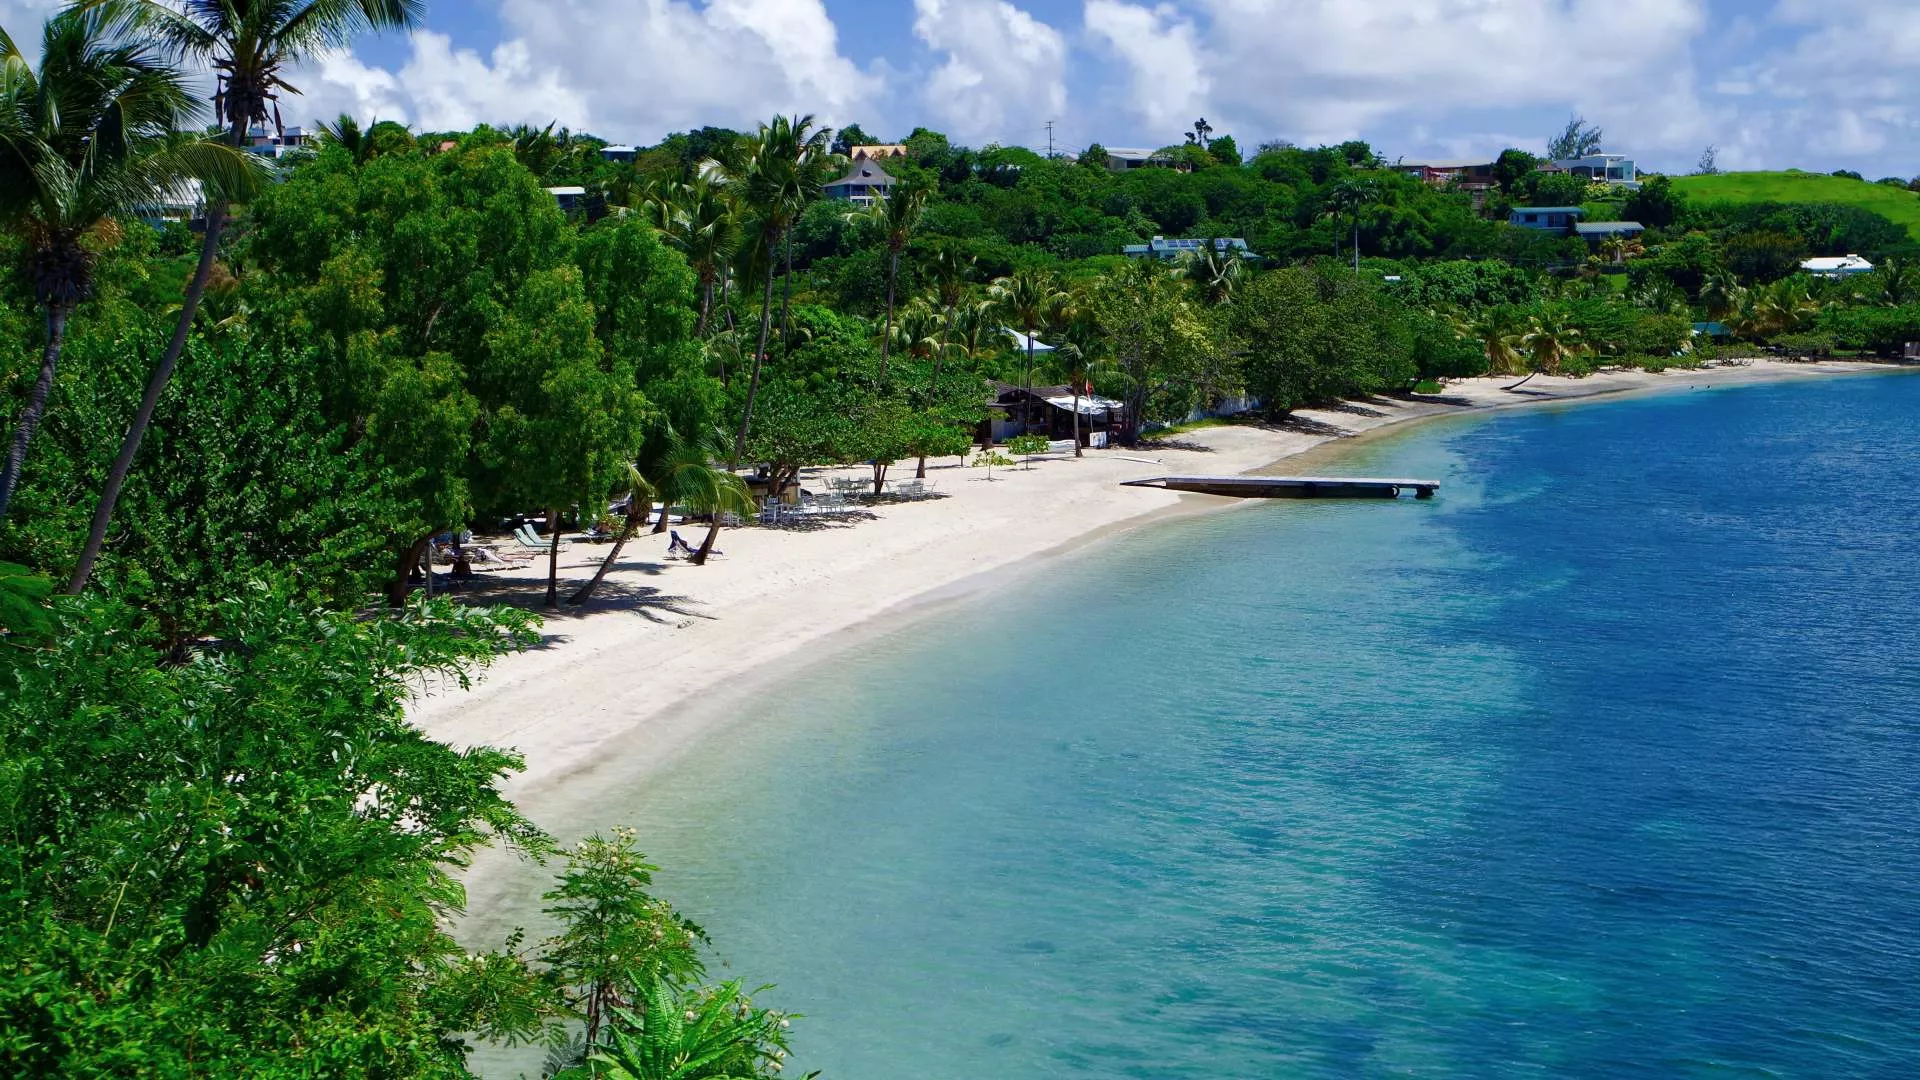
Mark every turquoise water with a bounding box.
[594,374,1920,1078]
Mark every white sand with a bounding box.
[412,359,1893,812]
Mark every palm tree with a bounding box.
[1510,312,1587,390]
[315,110,383,165]
[1453,309,1523,377]
[67,0,423,594]
[846,177,929,381]
[685,459,756,567]
[1874,257,1918,306]
[990,267,1065,400]
[889,299,947,478]
[1323,178,1379,272]
[1700,271,1745,323]
[1598,234,1645,266]
[0,10,247,522]
[651,175,739,337]
[714,114,836,466]
[1175,238,1243,305]
[1746,277,1820,339]
[567,463,655,606]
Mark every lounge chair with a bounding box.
[515,524,569,552]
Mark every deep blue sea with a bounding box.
[561,373,1920,1078]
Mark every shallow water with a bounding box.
[502,373,1920,1078]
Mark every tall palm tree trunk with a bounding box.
[879,248,897,381]
[778,231,795,355]
[544,507,562,608]
[0,303,72,522]
[570,501,647,605]
[708,254,779,565]
[68,103,242,595]
[653,499,672,534]
[1352,218,1361,273]
[696,274,714,338]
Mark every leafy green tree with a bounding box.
[68,0,424,594]
[573,978,800,1080]
[0,588,551,1075]
[1088,258,1226,442]
[479,267,650,607]
[541,829,708,1050]
[1492,149,1539,194]
[1623,174,1682,229]
[1229,262,1415,410]
[0,9,248,521]
[1545,114,1603,160]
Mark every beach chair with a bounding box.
[515,524,568,552]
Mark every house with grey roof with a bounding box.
[824,160,895,204]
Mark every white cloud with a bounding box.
[1194,0,1710,151]
[286,0,880,141]
[1083,0,1208,135]
[912,0,1067,143]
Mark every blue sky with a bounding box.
[6,0,1917,176]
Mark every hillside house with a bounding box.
[824,160,896,204]
[1399,159,1497,190]
[1803,254,1875,278]
[849,144,907,161]
[1123,236,1255,260]
[600,144,636,162]
[1549,153,1640,187]
[1509,206,1585,233]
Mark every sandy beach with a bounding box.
[412,359,1893,816]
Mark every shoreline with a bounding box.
[413,359,1902,833]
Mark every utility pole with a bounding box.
[1046,120,1055,159]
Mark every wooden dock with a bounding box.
[1122,475,1439,500]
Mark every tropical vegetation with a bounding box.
[3,2,1918,1074]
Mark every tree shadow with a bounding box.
[1383,389,1477,408]
[1142,437,1216,453]
[1322,401,1391,419]
[1254,413,1356,438]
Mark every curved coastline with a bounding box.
[415,359,1904,850]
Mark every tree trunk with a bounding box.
[0,303,71,523]
[691,519,720,565]
[778,230,795,356]
[544,507,562,609]
[1071,384,1083,458]
[731,241,779,466]
[879,247,898,381]
[652,498,672,534]
[696,273,713,338]
[570,503,646,605]
[1353,219,1361,274]
[872,461,887,495]
[1503,371,1539,391]
[386,534,430,607]
[67,195,232,593]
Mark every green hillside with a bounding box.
[1673,170,1920,241]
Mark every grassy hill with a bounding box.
[1673,170,1920,241]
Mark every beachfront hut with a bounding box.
[981,382,1129,447]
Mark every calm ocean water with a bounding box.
[561,374,1920,1078]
